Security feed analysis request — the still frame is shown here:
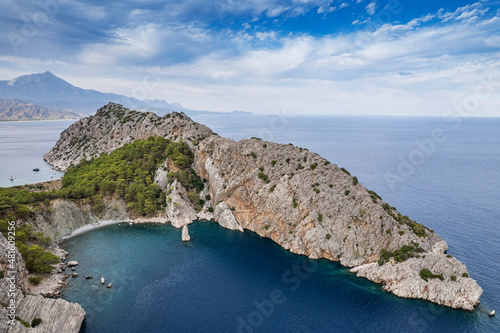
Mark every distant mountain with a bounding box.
[0,99,81,121]
[0,71,187,115]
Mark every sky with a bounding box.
[0,0,499,116]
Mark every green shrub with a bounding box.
[446,254,452,258]
[378,242,424,266]
[187,192,202,212]
[271,160,277,167]
[0,270,4,279]
[263,144,267,148]
[29,276,43,285]
[286,158,290,163]
[258,172,270,183]
[15,317,30,328]
[31,317,42,328]
[269,185,276,192]
[360,209,366,216]
[250,152,257,158]
[318,213,323,222]
[386,229,391,234]
[326,234,331,240]
[399,231,404,235]
[340,168,351,175]
[208,207,214,213]
[310,163,318,170]
[353,176,358,185]
[24,245,60,273]
[462,272,469,278]
[293,198,298,208]
[344,190,350,195]
[264,225,270,230]
[419,268,444,282]
[451,275,457,282]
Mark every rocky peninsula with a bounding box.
[1,103,482,331]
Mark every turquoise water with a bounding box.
[1,115,499,332]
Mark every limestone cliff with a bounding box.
[0,234,85,333]
[42,103,482,311]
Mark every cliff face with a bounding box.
[0,234,85,333]
[42,103,483,311]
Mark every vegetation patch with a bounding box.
[367,190,381,203]
[382,203,428,238]
[29,276,43,285]
[378,242,425,266]
[340,167,351,175]
[15,317,30,328]
[419,268,444,282]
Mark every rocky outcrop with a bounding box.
[42,103,483,311]
[44,102,213,171]
[182,226,191,242]
[350,242,483,311]
[0,234,85,333]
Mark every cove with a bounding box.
[61,221,485,333]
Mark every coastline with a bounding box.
[61,217,175,240]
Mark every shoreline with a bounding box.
[61,217,173,241]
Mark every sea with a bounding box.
[1,115,499,332]
[0,120,74,187]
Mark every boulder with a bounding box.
[101,277,105,284]
[67,261,79,266]
[106,283,112,288]
[71,273,78,278]
[489,310,495,317]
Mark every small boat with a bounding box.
[33,168,40,172]
[9,176,14,181]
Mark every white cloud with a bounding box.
[366,2,377,15]
[1,2,499,116]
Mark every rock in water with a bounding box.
[85,276,93,280]
[71,273,78,278]
[490,310,495,317]
[107,283,112,288]
[71,267,75,271]
[182,225,191,242]
[101,277,105,284]
[67,261,78,266]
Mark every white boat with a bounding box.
[9,176,14,181]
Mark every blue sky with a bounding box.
[0,0,498,115]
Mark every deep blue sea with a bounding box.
[1,116,499,332]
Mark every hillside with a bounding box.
[40,103,483,311]
[0,99,80,121]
